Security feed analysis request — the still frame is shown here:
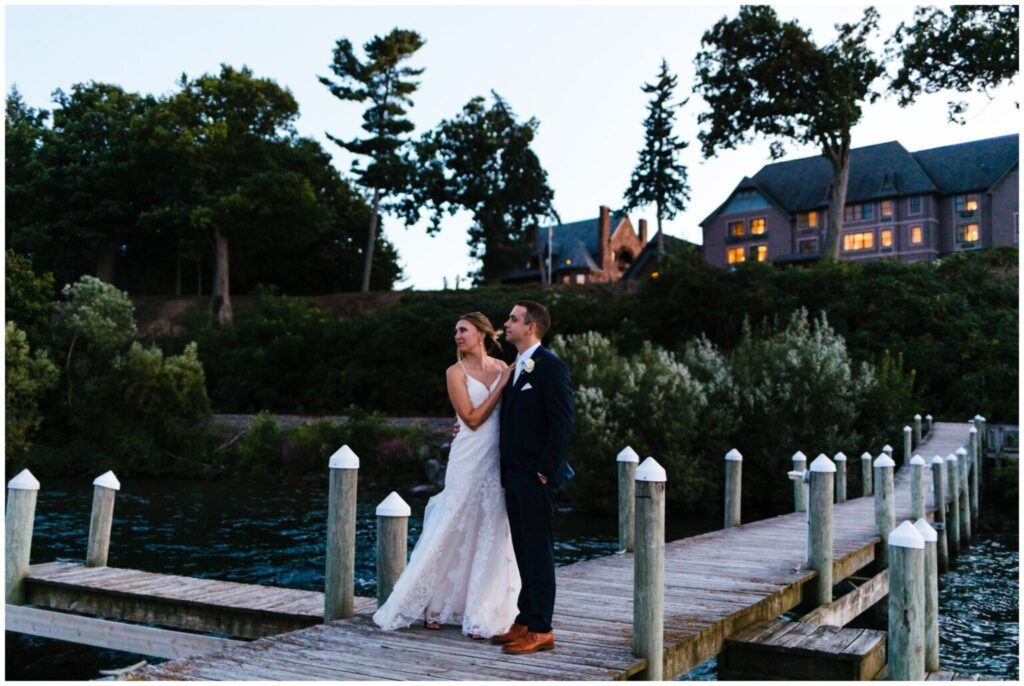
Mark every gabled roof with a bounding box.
[700,175,790,227]
[622,233,699,280]
[912,134,1019,195]
[537,213,627,257]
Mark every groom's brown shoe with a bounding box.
[490,623,528,645]
[502,631,554,654]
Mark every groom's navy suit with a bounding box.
[499,345,574,634]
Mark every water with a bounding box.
[6,479,1017,680]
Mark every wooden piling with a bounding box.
[882,444,894,458]
[930,456,949,573]
[887,521,925,681]
[618,446,640,552]
[860,452,873,497]
[724,449,742,529]
[903,426,913,467]
[808,455,835,608]
[325,445,359,621]
[968,427,979,520]
[909,456,926,521]
[375,492,411,607]
[86,471,121,568]
[945,454,961,559]
[956,446,971,546]
[792,451,807,513]
[925,414,933,435]
[633,457,666,681]
[913,414,922,448]
[5,469,40,604]
[833,452,847,503]
[873,455,895,569]
[976,415,986,483]
[913,519,940,674]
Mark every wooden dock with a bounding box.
[11,422,983,680]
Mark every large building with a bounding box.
[700,134,1019,268]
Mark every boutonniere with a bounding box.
[523,359,535,374]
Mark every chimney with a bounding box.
[598,205,611,269]
[639,218,648,245]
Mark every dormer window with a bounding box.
[956,194,979,217]
[880,200,894,220]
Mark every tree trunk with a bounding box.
[656,210,665,258]
[211,227,232,327]
[823,146,851,259]
[96,239,116,283]
[361,190,381,293]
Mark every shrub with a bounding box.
[5,322,59,460]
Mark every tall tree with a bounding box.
[694,6,885,259]
[623,59,691,258]
[173,65,308,325]
[888,5,1019,124]
[410,93,558,285]
[5,88,49,265]
[319,29,424,292]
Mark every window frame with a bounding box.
[955,193,979,218]
[910,225,924,246]
[727,219,745,238]
[727,246,745,265]
[798,238,818,254]
[879,227,894,251]
[957,223,980,246]
[879,199,894,221]
[750,217,767,235]
[908,196,922,215]
[842,230,875,252]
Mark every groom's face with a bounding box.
[503,305,533,345]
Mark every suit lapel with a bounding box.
[506,346,543,413]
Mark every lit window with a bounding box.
[955,194,979,217]
[959,224,979,244]
[727,247,745,265]
[843,231,874,251]
[575,273,586,284]
[748,244,767,262]
[798,212,818,229]
[880,228,893,249]
[565,258,572,265]
[861,204,873,220]
[650,271,660,279]
[799,239,817,254]
[880,200,893,220]
[728,220,744,237]
[909,196,922,214]
[750,218,766,235]
[910,226,924,245]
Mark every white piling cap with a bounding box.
[860,452,872,461]
[969,426,977,434]
[810,454,835,472]
[931,455,944,465]
[7,468,40,491]
[913,518,937,543]
[375,491,411,517]
[978,415,985,421]
[833,451,847,462]
[92,471,121,491]
[874,454,895,468]
[914,414,922,420]
[882,444,894,454]
[909,455,926,466]
[955,447,967,456]
[926,414,933,420]
[725,448,743,462]
[888,520,925,549]
[617,446,640,463]
[635,457,667,482]
[791,450,807,462]
[329,445,360,469]
[945,453,958,463]
[903,425,912,433]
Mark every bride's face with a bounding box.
[454,319,484,354]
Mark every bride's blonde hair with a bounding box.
[456,312,502,361]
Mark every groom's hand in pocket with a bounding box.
[452,417,461,439]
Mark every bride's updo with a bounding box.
[457,312,502,360]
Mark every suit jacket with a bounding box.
[499,345,575,486]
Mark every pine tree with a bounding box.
[319,29,425,293]
[623,59,691,258]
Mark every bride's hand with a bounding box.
[497,365,513,390]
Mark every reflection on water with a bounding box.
[7,479,1017,681]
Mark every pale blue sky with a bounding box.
[5,4,1019,289]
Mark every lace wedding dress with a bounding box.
[372,366,520,637]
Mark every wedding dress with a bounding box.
[372,365,520,637]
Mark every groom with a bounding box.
[491,301,574,655]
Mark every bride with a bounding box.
[373,312,520,639]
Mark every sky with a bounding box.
[4,2,1019,290]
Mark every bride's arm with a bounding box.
[446,362,510,431]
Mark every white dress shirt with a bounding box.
[513,342,542,385]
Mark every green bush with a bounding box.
[5,322,60,459]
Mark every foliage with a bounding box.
[693,6,885,258]
[5,249,56,350]
[623,59,690,255]
[5,322,60,459]
[888,5,1019,123]
[411,92,559,285]
[60,275,137,355]
[319,28,425,292]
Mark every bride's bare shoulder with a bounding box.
[446,362,465,378]
[489,356,509,371]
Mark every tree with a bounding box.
[319,29,425,292]
[623,60,691,258]
[410,93,558,285]
[6,322,60,461]
[5,87,49,263]
[888,5,1019,124]
[173,65,309,325]
[694,6,885,259]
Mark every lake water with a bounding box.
[6,478,1018,680]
